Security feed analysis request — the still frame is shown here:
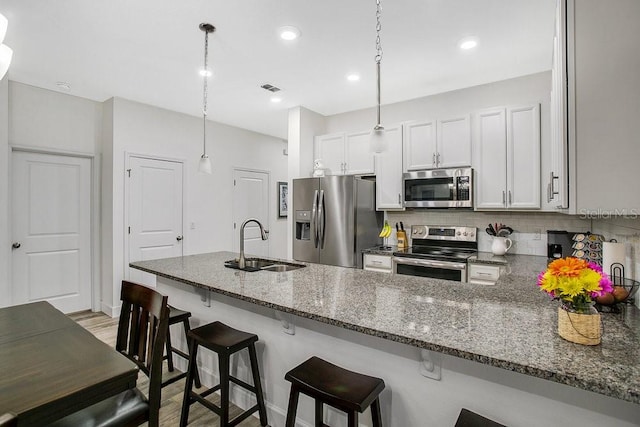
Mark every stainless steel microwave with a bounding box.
[403,168,473,208]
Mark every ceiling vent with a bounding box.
[260,83,281,93]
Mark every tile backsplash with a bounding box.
[386,211,640,306]
[387,211,640,267]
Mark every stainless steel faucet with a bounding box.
[238,218,269,269]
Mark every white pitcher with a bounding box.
[491,236,512,256]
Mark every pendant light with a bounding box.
[370,0,387,153]
[198,23,215,174]
[0,13,13,80]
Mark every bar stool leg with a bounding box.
[314,399,324,427]
[248,344,268,426]
[347,411,358,427]
[371,397,383,427]
[165,325,175,372]
[182,319,201,388]
[218,353,230,426]
[179,338,198,427]
[285,386,300,427]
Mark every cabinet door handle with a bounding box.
[502,191,506,205]
[437,152,441,166]
[176,236,183,241]
[398,193,402,204]
[508,191,512,205]
[549,172,559,199]
[12,242,21,249]
[547,182,552,203]
[432,153,436,165]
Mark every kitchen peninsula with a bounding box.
[131,252,640,427]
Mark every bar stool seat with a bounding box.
[455,408,506,427]
[179,321,268,427]
[163,306,201,388]
[284,356,385,427]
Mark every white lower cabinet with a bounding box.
[474,104,540,210]
[363,253,392,273]
[375,125,404,210]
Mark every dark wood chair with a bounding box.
[0,413,17,427]
[163,305,201,388]
[50,281,169,427]
[455,408,506,427]
[284,356,385,427]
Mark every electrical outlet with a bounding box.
[533,228,541,240]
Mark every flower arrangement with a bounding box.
[537,257,612,313]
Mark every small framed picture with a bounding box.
[277,181,288,218]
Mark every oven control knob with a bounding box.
[470,232,475,237]
[463,232,468,236]
[456,231,461,236]
[413,229,419,235]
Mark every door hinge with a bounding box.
[126,169,131,177]
[128,226,131,234]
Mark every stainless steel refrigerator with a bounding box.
[292,176,381,268]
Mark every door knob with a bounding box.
[176,236,183,241]
[12,242,21,249]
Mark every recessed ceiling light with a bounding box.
[199,68,212,77]
[346,74,360,82]
[278,26,300,41]
[55,81,71,92]
[270,96,282,103]
[459,37,479,50]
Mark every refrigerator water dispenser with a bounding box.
[295,210,311,240]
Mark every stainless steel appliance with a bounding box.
[392,225,478,282]
[293,176,381,268]
[403,167,473,208]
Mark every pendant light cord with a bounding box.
[202,29,209,156]
[375,0,383,127]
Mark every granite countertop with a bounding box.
[131,251,640,404]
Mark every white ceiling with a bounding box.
[0,0,556,139]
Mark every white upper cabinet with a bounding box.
[345,131,375,175]
[315,133,345,175]
[314,131,374,175]
[375,125,404,210]
[404,120,436,170]
[474,109,508,209]
[404,115,471,171]
[474,104,541,210]
[507,105,541,209]
[437,115,472,168]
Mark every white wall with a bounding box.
[286,106,326,257]
[102,97,288,314]
[0,78,9,307]
[2,82,103,308]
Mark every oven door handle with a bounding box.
[393,257,467,271]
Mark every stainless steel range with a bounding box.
[392,225,478,282]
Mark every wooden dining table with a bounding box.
[0,301,139,426]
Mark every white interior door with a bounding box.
[232,169,269,258]
[128,156,184,287]
[11,151,92,313]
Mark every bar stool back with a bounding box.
[284,356,385,427]
[179,321,268,427]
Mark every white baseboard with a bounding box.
[99,301,121,318]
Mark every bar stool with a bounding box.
[179,321,268,427]
[163,306,201,388]
[284,356,385,427]
[455,408,506,427]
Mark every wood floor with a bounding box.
[69,310,264,427]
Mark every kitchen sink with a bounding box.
[224,258,306,272]
[261,263,305,272]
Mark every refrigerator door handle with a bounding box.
[318,190,326,248]
[311,190,319,248]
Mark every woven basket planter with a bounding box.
[557,306,601,345]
